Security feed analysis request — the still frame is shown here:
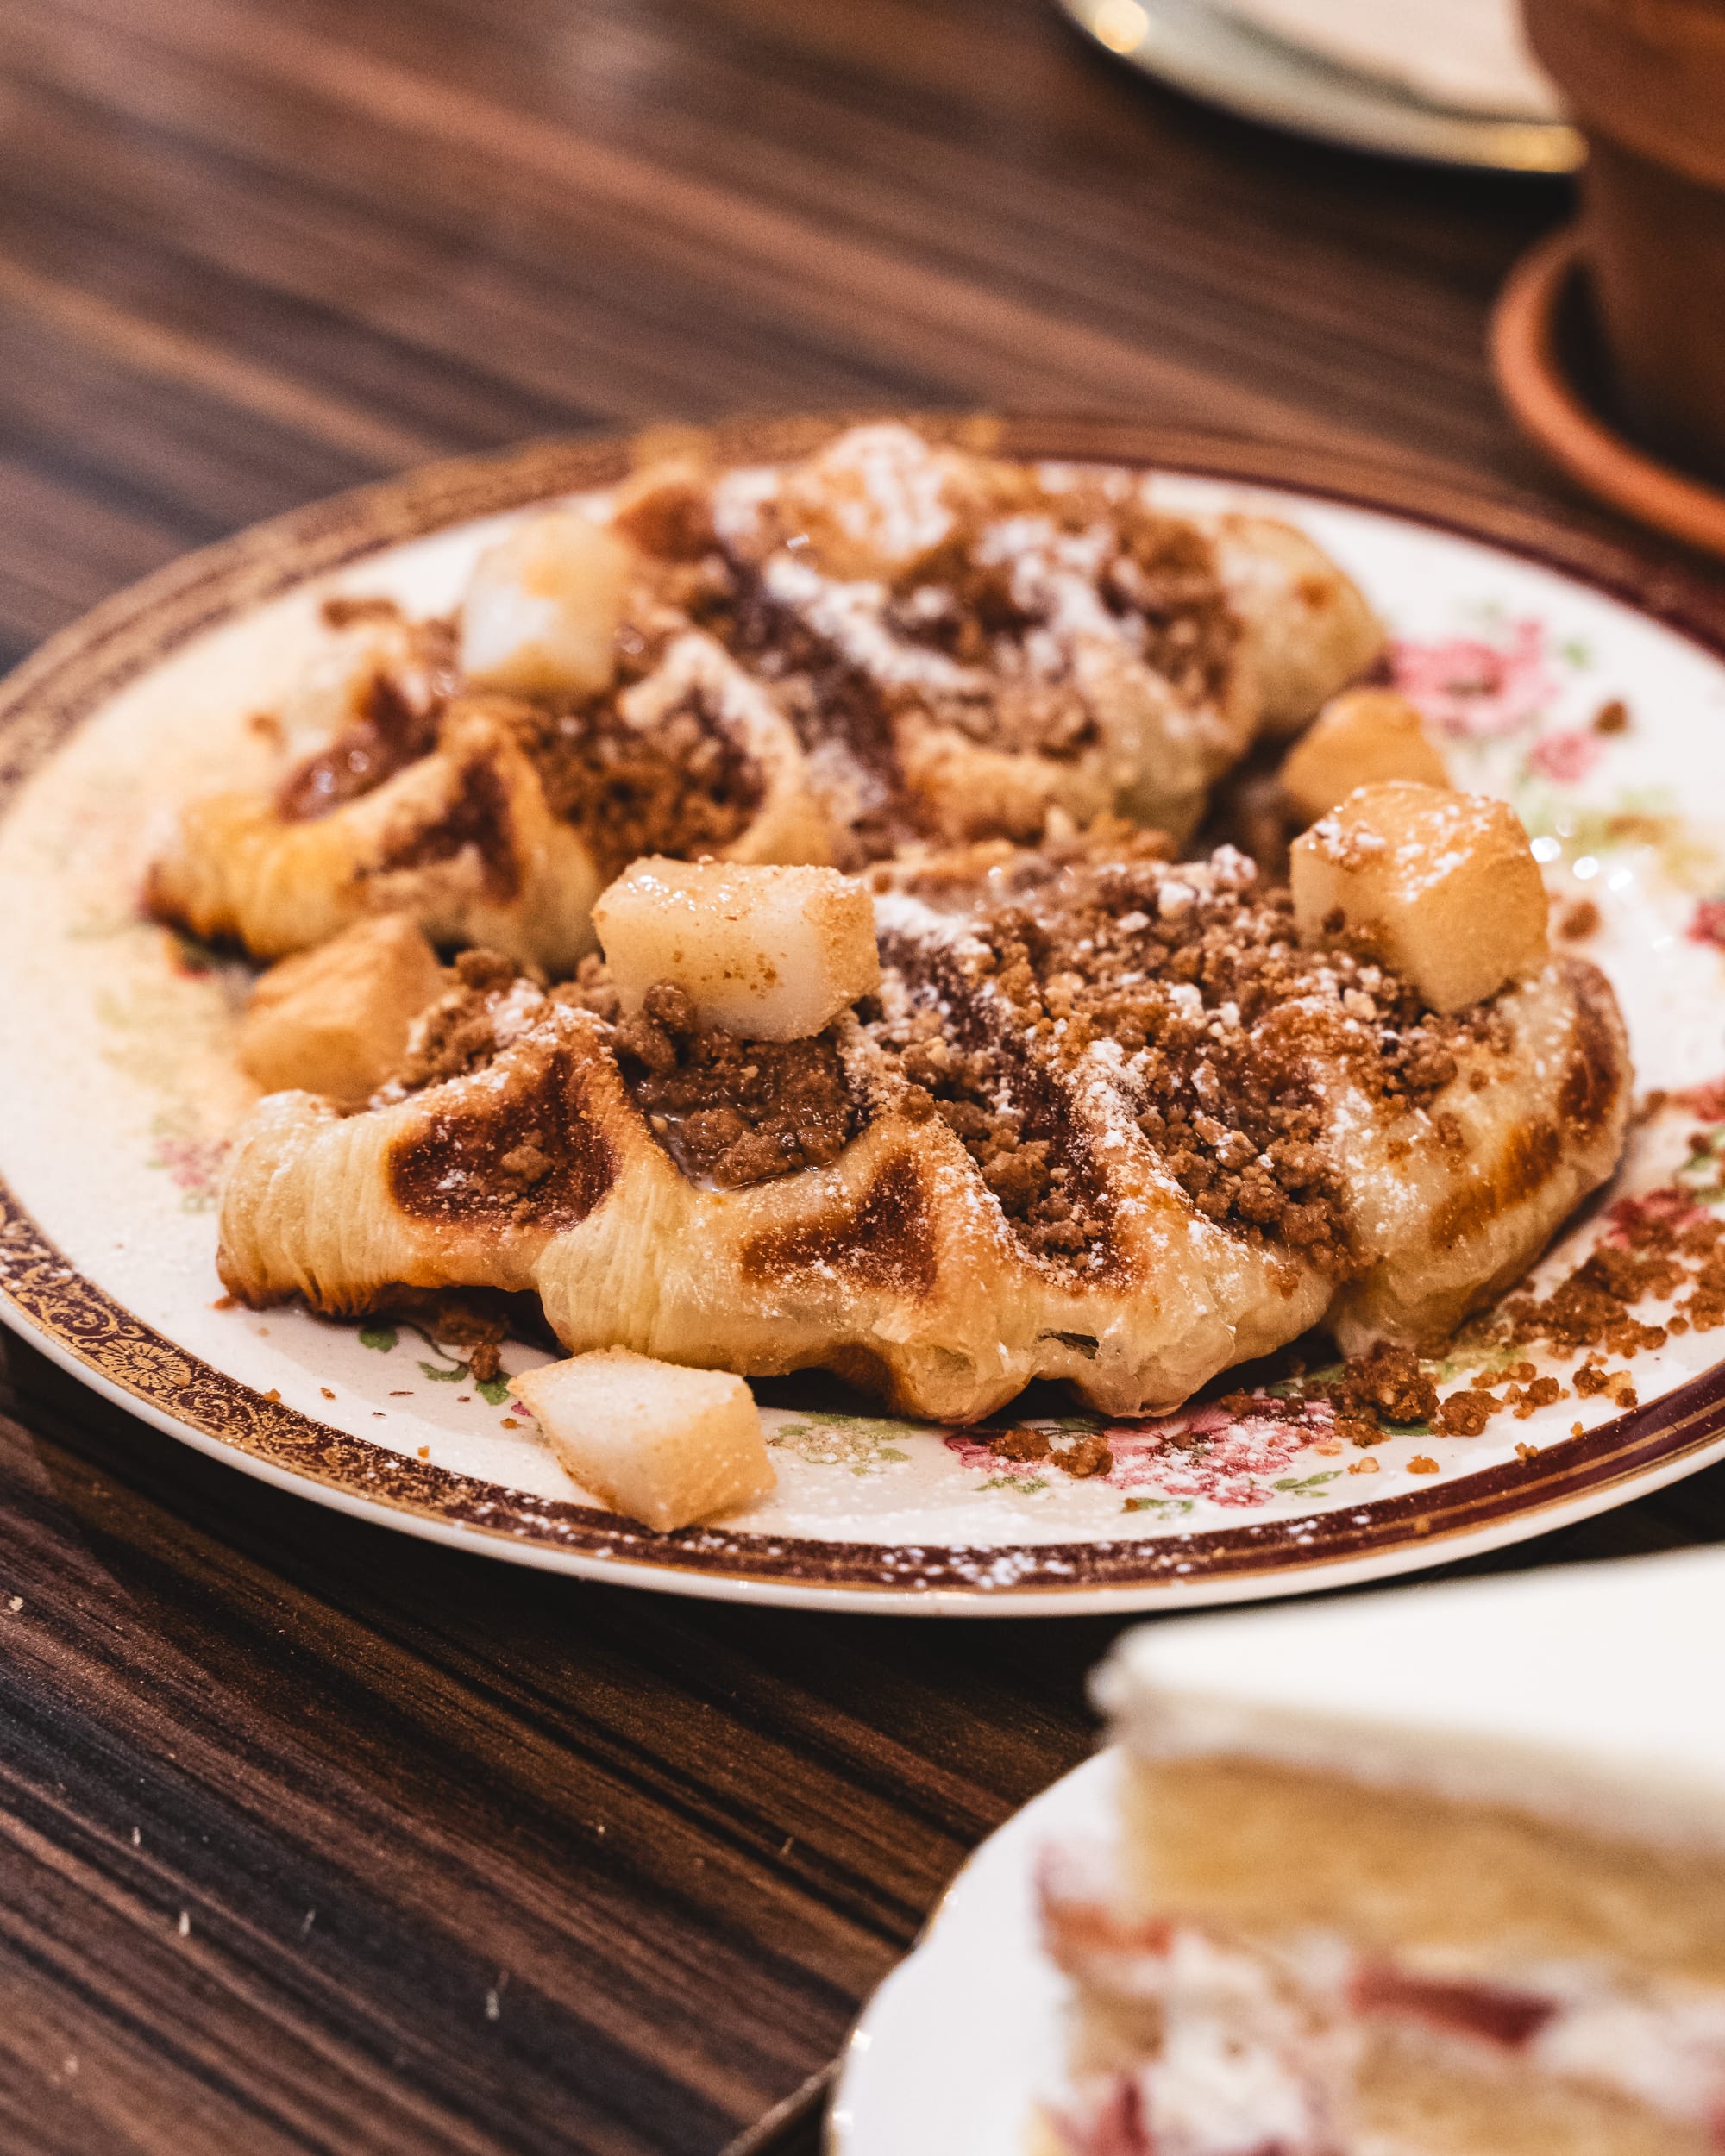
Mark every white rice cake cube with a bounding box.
[459,511,632,697]
[1279,689,1448,825]
[1290,781,1548,1013]
[517,1350,775,1532]
[593,858,880,1041]
[238,913,444,1104]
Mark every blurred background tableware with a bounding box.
[1492,226,1725,559]
[1524,0,1725,486]
[1058,0,1581,169]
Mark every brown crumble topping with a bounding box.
[374,1289,538,1384]
[1347,1456,1380,1474]
[392,948,532,1094]
[991,1426,1052,1463]
[1057,1433,1111,1476]
[984,1425,1113,1479]
[1328,1344,1439,1426]
[1559,899,1602,941]
[612,463,718,562]
[510,686,763,880]
[1515,1440,1540,1462]
[1433,1389,1502,1438]
[1407,1454,1440,1474]
[1594,698,1630,735]
[417,1298,508,1382]
[867,838,1502,1273]
[612,980,861,1190]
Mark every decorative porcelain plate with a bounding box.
[5,416,1725,1614]
[829,1748,1117,2153]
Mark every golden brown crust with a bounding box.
[148,631,826,973]
[216,845,1631,1420]
[151,425,1383,971]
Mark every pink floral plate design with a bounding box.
[3,416,1725,1614]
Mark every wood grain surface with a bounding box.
[1,3,1722,2153]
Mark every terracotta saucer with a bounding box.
[1493,224,1725,561]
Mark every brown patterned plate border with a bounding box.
[4,414,1725,1613]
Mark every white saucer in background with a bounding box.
[1057,0,1582,172]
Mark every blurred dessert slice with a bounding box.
[1040,1550,1725,2154]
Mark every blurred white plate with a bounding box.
[829,1750,1119,2153]
[1058,0,1582,172]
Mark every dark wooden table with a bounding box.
[2,3,1722,2152]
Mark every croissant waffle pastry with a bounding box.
[146,620,831,976]
[148,424,1383,972]
[668,422,1384,855]
[217,835,1630,1424]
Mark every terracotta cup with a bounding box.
[1524,0,1725,483]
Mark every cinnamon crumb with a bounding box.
[1061,1433,1113,1477]
[990,1426,1052,1463]
[1515,1440,1540,1462]
[1433,1388,1502,1438]
[1559,899,1601,941]
[1335,1344,1440,1426]
[1406,1454,1440,1474]
[1504,1375,1564,1420]
[616,980,860,1188]
[1347,1456,1379,1475]
[867,840,1502,1274]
